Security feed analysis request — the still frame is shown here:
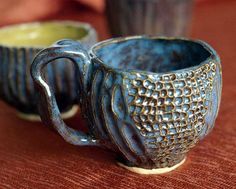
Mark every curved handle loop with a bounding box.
[31,39,98,146]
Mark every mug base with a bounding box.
[17,105,79,122]
[117,157,186,175]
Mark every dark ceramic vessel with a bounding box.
[0,21,97,120]
[31,36,222,174]
[105,0,194,37]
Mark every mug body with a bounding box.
[85,36,222,170]
[0,21,97,120]
[105,0,194,37]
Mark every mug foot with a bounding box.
[17,105,79,122]
[117,157,186,175]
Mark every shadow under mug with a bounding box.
[0,21,97,121]
[31,36,222,174]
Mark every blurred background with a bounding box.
[0,0,107,39]
[1,0,231,41]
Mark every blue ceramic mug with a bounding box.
[31,36,222,174]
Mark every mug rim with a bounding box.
[0,20,97,49]
[90,36,220,76]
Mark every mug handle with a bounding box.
[31,39,98,146]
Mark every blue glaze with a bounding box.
[95,39,210,73]
[0,21,97,118]
[0,46,80,115]
[203,62,222,138]
[31,36,222,170]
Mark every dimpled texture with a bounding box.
[124,61,221,168]
[30,37,221,169]
[87,60,221,169]
[87,38,222,169]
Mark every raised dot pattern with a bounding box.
[126,62,218,167]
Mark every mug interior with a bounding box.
[93,38,211,73]
[0,22,88,47]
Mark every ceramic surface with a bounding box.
[105,0,193,37]
[31,36,222,172]
[0,21,97,118]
